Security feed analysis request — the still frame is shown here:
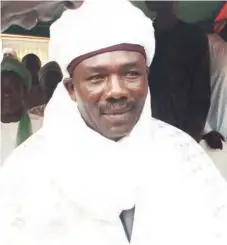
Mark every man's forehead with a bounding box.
[77,51,146,71]
[2,74,19,84]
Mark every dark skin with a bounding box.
[202,131,225,150]
[1,1,84,31]
[1,71,26,123]
[64,51,148,141]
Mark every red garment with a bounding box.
[214,2,227,33]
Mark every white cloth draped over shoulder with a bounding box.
[200,34,227,180]
[0,1,227,245]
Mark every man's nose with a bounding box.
[105,75,128,100]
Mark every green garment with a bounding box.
[16,110,32,147]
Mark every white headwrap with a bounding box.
[1,1,227,245]
[43,0,154,228]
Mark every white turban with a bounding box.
[49,0,155,76]
[44,0,155,126]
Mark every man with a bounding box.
[200,25,227,179]
[145,1,210,142]
[29,61,63,117]
[1,57,43,164]
[0,1,227,244]
[1,0,84,31]
[22,53,45,109]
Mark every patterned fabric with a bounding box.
[29,104,46,118]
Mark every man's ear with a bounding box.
[63,78,77,101]
[146,66,149,76]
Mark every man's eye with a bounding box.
[125,71,141,78]
[87,75,106,84]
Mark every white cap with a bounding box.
[49,0,155,77]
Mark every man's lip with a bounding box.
[103,107,132,115]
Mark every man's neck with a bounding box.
[154,13,178,33]
[1,109,23,123]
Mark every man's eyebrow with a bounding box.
[120,62,141,69]
[84,62,141,72]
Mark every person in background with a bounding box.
[0,2,227,244]
[1,57,42,164]
[22,53,41,85]
[29,61,63,118]
[1,0,84,32]
[22,53,45,109]
[146,1,210,142]
[200,24,227,180]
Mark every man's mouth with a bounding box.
[103,107,133,116]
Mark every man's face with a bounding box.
[65,51,148,141]
[1,1,84,31]
[1,72,25,118]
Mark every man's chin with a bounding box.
[99,113,137,140]
[102,125,133,142]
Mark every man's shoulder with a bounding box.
[151,119,225,183]
[152,118,194,143]
[151,118,210,161]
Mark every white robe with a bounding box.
[200,34,227,180]
[0,83,227,245]
[0,115,43,164]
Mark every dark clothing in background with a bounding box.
[25,84,45,110]
[149,20,211,142]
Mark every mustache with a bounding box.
[99,99,136,114]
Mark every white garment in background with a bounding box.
[205,34,227,138]
[0,116,43,164]
[201,34,227,179]
[1,122,19,164]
